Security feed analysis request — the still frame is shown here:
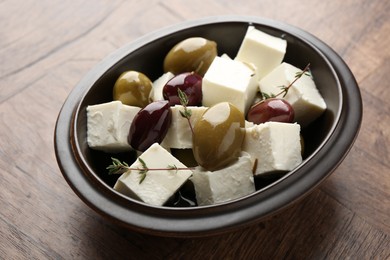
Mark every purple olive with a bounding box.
[128,100,172,151]
[163,72,202,106]
[247,98,294,124]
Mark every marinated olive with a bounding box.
[163,37,217,76]
[128,100,172,152]
[163,72,202,106]
[247,98,294,124]
[113,71,152,108]
[193,102,245,171]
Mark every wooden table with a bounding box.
[1,0,389,259]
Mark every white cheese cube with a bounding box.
[220,53,232,60]
[87,101,140,152]
[191,152,255,206]
[161,105,207,149]
[150,72,175,101]
[113,143,192,206]
[235,26,287,80]
[259,62,327,127]
[245,120,255,128]
[242,122,302,175]
[202,56,258,114]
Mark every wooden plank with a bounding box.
[0,0,389,258]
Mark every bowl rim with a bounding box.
[54,15,362,237]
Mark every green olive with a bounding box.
[113,71,152,108]
[193,102,245,171]
[163,37,217,76]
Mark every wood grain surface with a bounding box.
[1,0,389,259]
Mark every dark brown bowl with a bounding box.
[54,16,362,237]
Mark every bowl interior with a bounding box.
[73,21,340,205]
[73,20,341,209]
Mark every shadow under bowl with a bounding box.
[54,15,362,237]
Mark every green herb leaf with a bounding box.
[168,164,178,169]
[138,169,147,184]
[261,63,311,100]
[167,164,179,173]
[106,157,129,175]
[179,109,192,118]
[138,157,147,169]
[177,88,194,135]
[295,70,311,78]
[137,158,149,184]
[107,158,194,184]
[178,88,189,106]
[261,92,276,100]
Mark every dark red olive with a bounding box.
[163,72,202,106]
[247,98,294,124]
[128,100,172,151]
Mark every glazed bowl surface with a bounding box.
[54,16,362,237]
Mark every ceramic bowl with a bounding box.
[54,16,362,237]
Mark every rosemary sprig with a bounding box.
[262,63,311,100]
[107,157,193,184]
[177,88,194,135]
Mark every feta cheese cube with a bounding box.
[259,62,327,127]
[87,101,140,152]
[235,26,287,80]
[191,152,255,206]
[245,120,255,128]
[242,122,302,175]
[220,53,232,60]
[113,143,192,206]
[202,56,258,114]
[161,105,207,149]
[150,72,174,101]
